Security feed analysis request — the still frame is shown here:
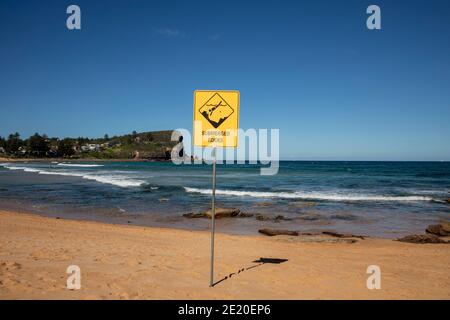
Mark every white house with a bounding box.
[81,144,100,152]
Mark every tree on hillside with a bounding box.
[28,133,49,157]
[0,136,6,148]
[125,134,133,144]
[58,138,75,157]
[76,137,89,146]
[145,132,154,142]
[5,132,22,154]
[104,134,109,140]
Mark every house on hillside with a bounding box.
[81,144,100,152]
[18,146,27,155]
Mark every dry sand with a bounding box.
[0,210,449,299]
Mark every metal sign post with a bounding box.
[210,147,217,287]
[192,90,239,287]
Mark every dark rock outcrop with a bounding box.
[397,234,448,244]
[322,231,367,240]
[236,212,254,218]
[426,223,450,236]
[258,229,299,236]
[203,207,240,218]
[255,214,292,222]
[183,207,253,219]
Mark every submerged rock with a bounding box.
[397,234,448,244]
[255,214,270,221]
[426,223,450,236]
[258,228,299,236]
[255,214,292,222]
[297,213,322,221]
[253,202,274,208]
[236,212,254,218]
[182,212,205,219]
[329,213,358,221]
[288,201,316,208]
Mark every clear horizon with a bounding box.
[1,0,449,161]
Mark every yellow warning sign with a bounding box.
[193,90,239,147]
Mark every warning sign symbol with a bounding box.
[193,90,239,147]
[199,93,234,129]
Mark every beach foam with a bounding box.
[57,163,104,167]
[2,166,42,173]
[183,187,433,202]
[1,164,144,188]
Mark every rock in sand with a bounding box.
[426,223,450,236]
[258,229,299,236]
[397,234,448,244]
[183,207,252,219]
[322,231,367,240]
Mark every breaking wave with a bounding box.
[183,187,433,202]
[1,164,143,188]
[1,166,42,173]
[57,163,104,168]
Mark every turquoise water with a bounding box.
[0,161,449,238]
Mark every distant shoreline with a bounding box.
[0,157,170,163]
[1,157,449,163]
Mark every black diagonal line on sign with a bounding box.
[199,93,234,129]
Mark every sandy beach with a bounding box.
[0,209,449,300]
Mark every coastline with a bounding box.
[1,209,449,299]
[1,157,449,163]
[0,157,166,163]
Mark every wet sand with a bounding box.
[0,210,449,299]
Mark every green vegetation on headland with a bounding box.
[0,130,178,161]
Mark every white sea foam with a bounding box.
[184,187,433,202]
[2,166,41,173]
[1,165,144,188]
[81,174,144,187]
[57,163,104,167]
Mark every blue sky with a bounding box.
[0,0,449,160]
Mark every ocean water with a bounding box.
[0,161,449,238]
